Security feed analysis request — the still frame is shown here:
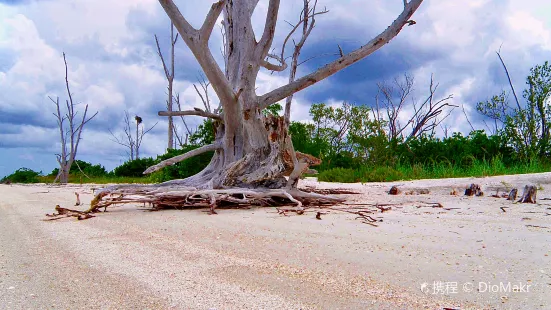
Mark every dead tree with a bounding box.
[376,73,414,140]
[50,52,98,184]
[90,0,424,211]
[109,111,158,160]
[155,23,179,150]
[172,75,214,147]
[377,73,455,141]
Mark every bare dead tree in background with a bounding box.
[155,23,179,150]
[377,73,455,141]
[109,111,158,160]
[172,93,193,147]
[172,75,215,147]
[90,0,424,212]
[376,73,414,140]
[407,75,456,140]
[50,52,98,184]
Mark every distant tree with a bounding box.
[109,111,158,160]
[375,73,455,142]
[50,52,98,184]
[479,52,551,160]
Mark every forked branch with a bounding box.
[257,0,423,109]
[158,0,234,108]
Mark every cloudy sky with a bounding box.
[0,0,550,177]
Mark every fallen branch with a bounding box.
[300,187,360,195]
[44,205,95,221]
[143,142,222,174]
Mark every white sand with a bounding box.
[1,173,550,309]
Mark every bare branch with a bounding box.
[158,0,198,42]
[260,59,288,71]
[283,0,326,128]
[158,109,223,121]
[277,7,328,67]
[199,0,226,43]
[193,75,212,112]
[143,142,222,174]
[496,48,522,111]
[256,0,281,59]
[462,104,475,132]
[258,0,423,109]
[158,0,234,107]
[154,34,171,79]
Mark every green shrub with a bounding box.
[1,168,42,183]
[148,146,213,183]
[318,168,358,183]
[49,160,108,177]
[113,158,156,177]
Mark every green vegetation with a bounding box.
[1,168,43,183]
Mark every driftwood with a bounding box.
[74,192,81,206]
[465,184,483,196]
[518,185,537,203]
[86,186,344,215]
[507,188,518,201]
[44,205,95,221]
[405,188,430,195]
[300,187,360,195]
[388,186,401,195]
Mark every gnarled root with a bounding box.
[86,185,344,215]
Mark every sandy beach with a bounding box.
[1,173,550,309]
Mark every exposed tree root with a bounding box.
[83,185,344,216]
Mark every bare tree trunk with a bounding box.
[155,23,179,150]
[136,118,140,159]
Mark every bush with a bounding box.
[1,168,42,183]
[113,158,156,177]
[318,168,358,183]
[49,160,108,177]
[148,146,213,183]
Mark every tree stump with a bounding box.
[518,185,537,203]
[464,184,483,196]
[388,186,401,195]
[507,188,518,201]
